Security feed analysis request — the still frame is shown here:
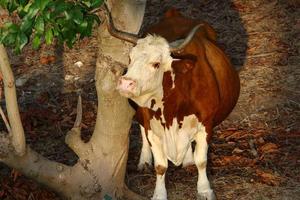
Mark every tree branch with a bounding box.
[0,134,72,194]
[65,94,92,158]
[0,105,11,133]
[0,44,26,156]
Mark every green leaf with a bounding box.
[35,15,44,34]
[50,0,69,16]
[20,18,33,33]
[3,32,17,45]
[32,34,41,49]
[91,0,103,9]
[19,0,29,7]
[35,0,50,11]
[7,0,18,13]
[52,25,59,36]
[23,1,32,12]
[24,3,39,20]
[0,0,9,8]
[81,1,91,8]
[45,28,53,45]
[72,8,83,24]
[16,31,28,50]
[78,20,88,34]
[3,22,19,33]
[64,10,71,20]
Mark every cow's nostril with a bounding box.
[129,82,134,86]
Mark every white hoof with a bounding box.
[197,190,216,200]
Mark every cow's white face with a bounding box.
[117,35,173,102]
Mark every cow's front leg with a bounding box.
[182,143,195,168]
[194,130,216,200]
[148,132,168,200]
[138,125,153,171]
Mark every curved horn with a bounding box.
[169,24,204,52]
[103,3,139,44]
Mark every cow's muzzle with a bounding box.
[116,76,137,98]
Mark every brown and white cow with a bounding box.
[106,6,240,200]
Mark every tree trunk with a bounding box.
[0,0,146,199]
[85,0,147,197]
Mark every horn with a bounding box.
[169,24,204,52]
[103,3,139,44]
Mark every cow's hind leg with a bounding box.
[194,128,216,200]
[138,125,153,171]
[148,131,168,200]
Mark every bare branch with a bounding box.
[65,94,91,158]
[0,44,26,156]
[0,106,11,133]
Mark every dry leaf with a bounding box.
[256,169,282,186]
[214,155,255,167]
[259,143,279,154]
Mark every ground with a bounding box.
[0,0,299,199]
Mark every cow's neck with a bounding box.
[131,87,164,111]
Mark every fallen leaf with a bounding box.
[40,56,56,65]
[213,155,256,167]
[40,57,49,65]
[259,142,279,154]
[232,147,244,154]
[256,169,282,186]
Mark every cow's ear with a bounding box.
[171,59,195,74]
[171,54,197,74]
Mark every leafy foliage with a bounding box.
[0,0,103,53]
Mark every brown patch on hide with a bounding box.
[190,117,198,129]
[197,161,207,169]
[155,165,167,175]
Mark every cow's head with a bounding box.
[104,4,201,102]
[117,35,173,98]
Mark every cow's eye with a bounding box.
[152,62,160,68]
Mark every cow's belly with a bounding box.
[149,114,205,166]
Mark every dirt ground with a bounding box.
[0,0,299,199]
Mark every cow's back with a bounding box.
[146,8,216,44]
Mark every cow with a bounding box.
[105,5,240,200]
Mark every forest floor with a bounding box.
[0,0,299,200]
